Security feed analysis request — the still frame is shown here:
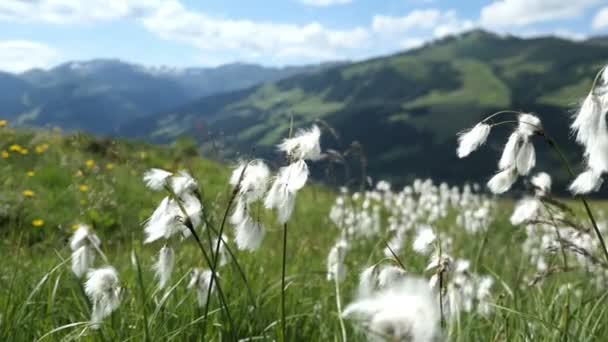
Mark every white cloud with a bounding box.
[372,9,474,38]
[372,10,442,34]
[298,0,352,7]
[593,7,608,30]
[0,0,159,24]
[399,38,425,50]
[480,0,600,28]
[140,1,369,63]
[518,29,587,41]
[0,40,59,72]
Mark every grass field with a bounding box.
[2,124,608,341]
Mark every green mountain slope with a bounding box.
[1,60,331,135]
[123,30,608,189]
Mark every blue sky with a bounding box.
[0,0,607,72]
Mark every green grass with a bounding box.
[2,126,608,341]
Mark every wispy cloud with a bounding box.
[140,1,369,64]
[0,0,157,24]
[0,40,59,72]
[297,0,352,7]
[480,0,600,28]
[592,7,608,30]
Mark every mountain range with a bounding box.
[3,30,608,189]
[120,30,608,189]
[0,60,335,134]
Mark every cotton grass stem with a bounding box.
[202,170,244,337]
[542,133,608,265]
[334,268,348,342]
[281,222,288,341]
[163,185,235,339]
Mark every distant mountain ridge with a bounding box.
[0,59,336,134]
[121,30,608,189]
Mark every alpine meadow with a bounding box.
[3,3,608,341]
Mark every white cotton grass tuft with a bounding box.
[278,124,322,161]
[531,172,551,196]
[487,167,518,194]
[170,170,199,196]
[358,265,379,297]
[515,140,536,176]
[343,276,440,342]
[143,193,202,244]
[187,268,215,307]
[70,224,101,278]
[327,240,349,283]
[498,132,521,170]
[569,169,604,194]
[234,216,266,252]
[412,226,436,255]
[84,267,122,328]
[569,68,608,194]
[571,92,602,147]
[230,160,271,203]
[510,197,541,225]
[72,246,96,279]
[517,113,542,137]
[377,265,407,288]
[456,122,491,158]
[143,168,173,191]
[264,160,309,224]
[153,245,175,289]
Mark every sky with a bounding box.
[0,0,607,73]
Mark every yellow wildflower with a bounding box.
[79,185,89,193]
[106,163,114,170]
[32,219,44,228]
[19,148,28,155]
[0,120,7,128]
[35,144,48,154]
[22,190,35,198]
[27,171,35,177]
[85,159,96,169]
[9,144,21,152]
[1,151,8,159]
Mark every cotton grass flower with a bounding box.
[457,122,491,158]
[233,216,266,252]
[153,245,175,289]
[358,265,379,297]
[229,160,270,251]
[264,160,309,224]
[531,172,551,196]
[412,226,436,255]
[70,224,101,278]
[278,125,322,161]
[230,160,270,203]
[569,67,608,194]
[327,240,349,283]
[510,197,542,225]
[188,268,215,307]
[85,267,121,328]
[143,168,173,191]
[143,193,202,244]
[143,168,199,196]
[487,167,518,194]
[498,132,521,170]
[569,169,604,194]
[343,276,439,342]
[571,91,602,147]
[377,265,407,288]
